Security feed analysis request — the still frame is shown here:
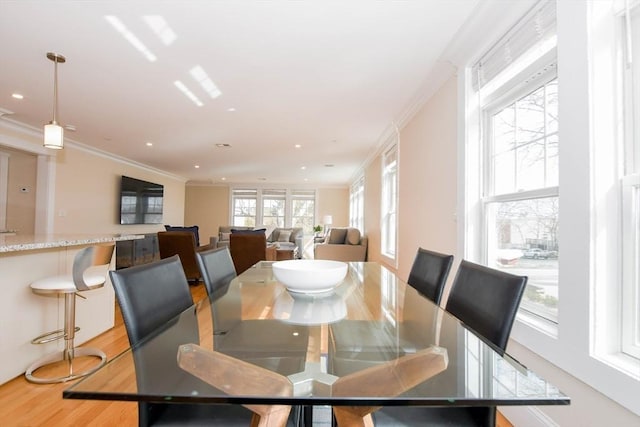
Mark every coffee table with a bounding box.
[276,248,295,260]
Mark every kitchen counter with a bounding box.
[0,233,142,253]
[0,233,142,384]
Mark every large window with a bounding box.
[262,189,286,227]
[381,144,398,259]
[232,189,257,227]
[349,175,364,231]
[621,2,640,359]
[291,190,316,234]
[231,188,316,234]
[473,0,558,323]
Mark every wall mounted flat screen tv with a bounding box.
[119,176,164,224]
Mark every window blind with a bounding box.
[471,0,556,91]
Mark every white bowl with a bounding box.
[272,260,348,294]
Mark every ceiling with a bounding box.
[0,0,480,185]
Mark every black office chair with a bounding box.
[109,255,256,427]
[195,246,237,299]
[407,247,454,305]
[372,260,527,427]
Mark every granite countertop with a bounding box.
[0,234,144,253]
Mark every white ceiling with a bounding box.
[0,0,481,185]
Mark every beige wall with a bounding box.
[0,128,186,236]
[52,147,185,234]
[184,185,230,244]
[396,77,458,281]
[317,187,349,228]
[2,146,37,234]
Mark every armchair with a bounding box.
[314,227,367,262]
[157,231,212,283]
[229,232,269,274]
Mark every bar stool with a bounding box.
[25,243,115,384]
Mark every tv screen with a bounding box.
[119,176,164,224]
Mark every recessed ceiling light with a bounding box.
[194,165,200,169]
[227,107,236,112]
[145,142,153,146]
[216,143,231,148]
[11,93,23,99]
[304,178,309,182]
[294,144,301,148]
[300,166,306,170]
[221,177,227,181]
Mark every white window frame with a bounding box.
[381,143,398,260]
[470,0,559,326]
[462,0,640,419]
[349,175,365,232]
[230,187,316,234]
[481,71,560,325]
[620,0,640,360]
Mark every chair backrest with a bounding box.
[406,248,454,305]
[164,224,200,246]
[229,232,267,274]
[109,255,200,426]
[196,246,237,298]
[109,255,194,346]
[157,231,201,281]
[445,260,527,351]
[72,243,115,291]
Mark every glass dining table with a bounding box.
[64,261,569,425]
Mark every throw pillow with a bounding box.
[327,228,348,244]
[220,232,231,241]
[165,225,200,246]
[346,228,361,245]
[278,230,292,242]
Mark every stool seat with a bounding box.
[31,273,107,294]
[25,244,115,384]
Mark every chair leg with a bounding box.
[25,293,107,384]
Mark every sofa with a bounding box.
[266,227,303,259]
[212,226,303,259]
[314,227,367,262]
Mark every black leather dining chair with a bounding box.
[407,247,454,305]
[109,255,258,427]
[371,259,528,427]
[195,246,237,299]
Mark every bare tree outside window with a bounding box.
[486,78,559,323]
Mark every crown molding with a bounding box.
[0,117,187,182]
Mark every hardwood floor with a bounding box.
[0,283,513,427]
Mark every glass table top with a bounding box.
[65,261,569,407]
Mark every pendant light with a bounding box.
[44,52,66,149]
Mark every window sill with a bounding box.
[514,310,558,339]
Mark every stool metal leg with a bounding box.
[25,293,107,384]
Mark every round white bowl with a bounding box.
[272,259,348,294]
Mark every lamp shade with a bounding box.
[44,123,64,149]
[322,215,333,225]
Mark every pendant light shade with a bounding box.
[44,52,66,149]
